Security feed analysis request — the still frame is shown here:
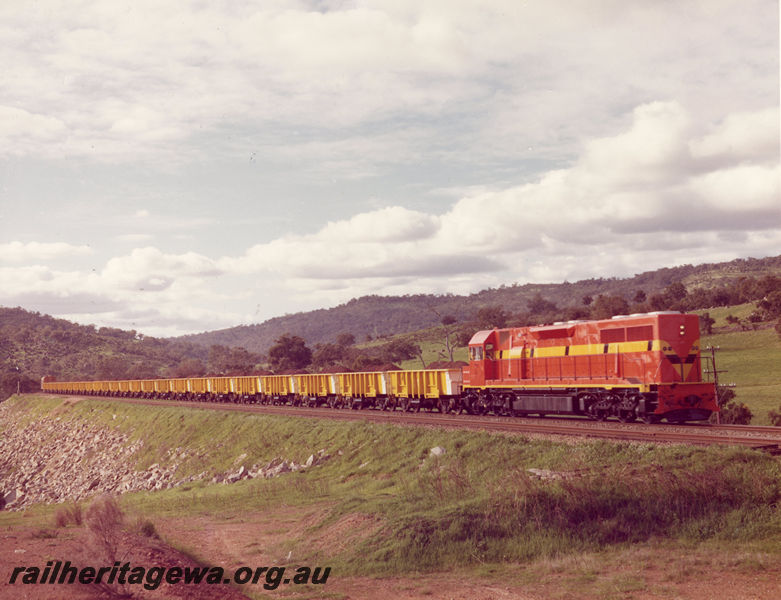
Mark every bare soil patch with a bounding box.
[154,505,779,600]
[2,510,779,599]
[0,524,250,600]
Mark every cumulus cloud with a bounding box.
[0,248,237,337]
[220,102,779,298]
[690,106,780,164]
[101,247,222,291]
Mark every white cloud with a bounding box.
[101,247,222,291]
[0,105,67,156]
[0,241,92,263]
[219,102,780,300]
[689,106,780,164]
[688,164,780,214]
[0,0,774,166]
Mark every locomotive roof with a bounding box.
[468,330,495,345]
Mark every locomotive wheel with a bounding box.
[617,409,636,423]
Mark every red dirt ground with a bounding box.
[2,507,779,599]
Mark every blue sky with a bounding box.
[0,0,778,337]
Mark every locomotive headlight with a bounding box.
[679,325,685,336]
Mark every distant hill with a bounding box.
[177,254,781,354]
[0,307,211,399]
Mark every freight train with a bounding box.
[42,311,719,424]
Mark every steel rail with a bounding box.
[49,394,781,451]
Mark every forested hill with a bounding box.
[178,254,781,354]
[0,308,214,398]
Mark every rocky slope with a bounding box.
[0,398,330,511]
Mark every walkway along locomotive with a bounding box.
[42,312,718,424]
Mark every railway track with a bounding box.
[55,394,781,453]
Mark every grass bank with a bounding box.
[698,304,781,424]
[2,395,780,576]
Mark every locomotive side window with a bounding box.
[600,328,626,343]
[470,346,484,361]
[626,325,653,341]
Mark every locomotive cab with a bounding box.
[466,329,497,386]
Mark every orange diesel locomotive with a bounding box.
[459,311,717,423]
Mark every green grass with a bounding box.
[696,305,781,424]
[2,396,780,576]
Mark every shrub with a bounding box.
[134,518,159,539]
[84,495,125,563]
[53,503,83,528]
[769,405,781,427]
[719,401,753,425]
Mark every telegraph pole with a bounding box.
[704,346,729,424]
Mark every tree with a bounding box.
[335,332,356,347]
[758,290,781,319]
[312,343,348,370]
[476,305,509,329]
[439,315,459,362]
[527,293,557,315]
[664,282,687,302]
[268,334,312,372]
[380,338,419,363]
[95,356,128,380]
[700,312,715,335]
[171,358,206,378]
[582,295,593,306]
[633,290,647,303]
[208,345,260,374]
[648,293,669,311]
[590,295,630,320]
